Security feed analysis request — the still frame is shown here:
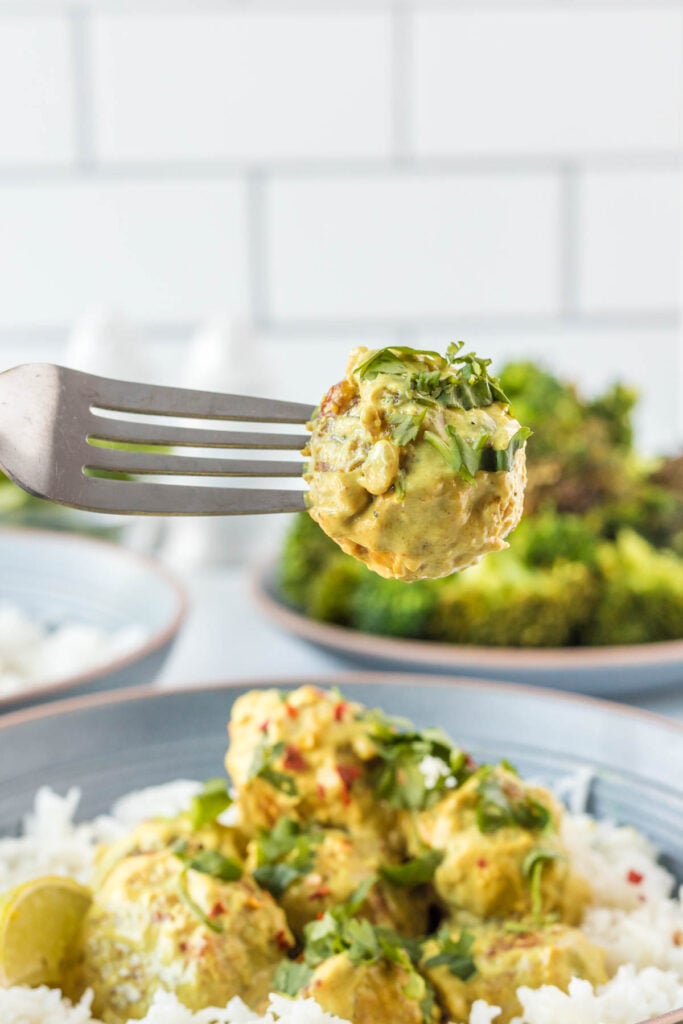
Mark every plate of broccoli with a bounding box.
[256,361,683,697]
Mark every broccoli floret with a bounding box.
[428,550,595,648]
[306,555,365,624]
[499,362,640,517]
[349,574,439,638]
[279,512,340,609]
[583,531,683,645]
[510,509,599,569]
[595,483,683,556]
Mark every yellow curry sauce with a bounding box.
[304,345,529,581]
[61,686,608,1024]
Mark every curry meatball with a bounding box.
[423,921,608,1024]
[304,344,529,581]
[415,765,590,923]
[92,817,244,889]
[247,822,429,940]
[300,952,439,1024]
[226,686,399,844]
[71,849,293,1023]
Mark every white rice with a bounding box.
[1,780,682,1024]
[0,604,147,698]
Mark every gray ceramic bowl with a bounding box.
[1,674,681,882]
[0,527,186,713]
[255,563,683,698]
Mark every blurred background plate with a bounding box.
[1,674,681,881]
[254,561,683,698]
[0,527,186,714]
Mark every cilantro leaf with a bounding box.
[252,817,323,897]
[171,840,243,882]
[354,347,442,381]
[273,959,314,997]
[368,713,472,811]
[248,739,299,796]
[177,867,224,934]
[423,928,477,981]
[189,778,232,829]
[426,424,531,483]
[387,410,426,447]
[522,848,563,919]
[379,850,444,887]
[475,768,551,834]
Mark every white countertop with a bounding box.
[158,567,683,723]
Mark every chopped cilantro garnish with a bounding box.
[379,850,444,887]
[422,927,477,981]
[189,778,232,829]
[252,817,323,897]
[248,738,299,796]
[171,839,243,882]
[425,424,531,484]
[272,959,314,997]
[355,347,442,381]
[368,712,472,811]
[475,767,552,834]
[522,848,563,919]
[386,410,427,447]
[354,342,511,412]
[177,867,224,934]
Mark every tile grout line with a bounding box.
[0,312,678,347]
[246,170,269,331]
[0,155,679,185]
[68,2,95,171]
[559,162,581,318]
[3,1,683,14]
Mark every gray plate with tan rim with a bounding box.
[0,527,187,714]
[253,561,683,698]
[0,674,681,882]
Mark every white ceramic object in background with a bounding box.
[161,316,282,571]
[61,308,164,553]
[64,306,155,383]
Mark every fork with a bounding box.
[0,363,315,515]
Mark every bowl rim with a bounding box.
[253,559,683,672]
[2,669,683,744]
[0,525,188,709]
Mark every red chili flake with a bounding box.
[476,858,489,869]
[209,901,226,919]
[283,745,309,772]
[316,911,324,920]
[275,929,291,952]
[259,719,270,734]
[465,754,478,771]
[285,703,299,719]
[336,764,362,805]
[673,930,683,946]
[316,783,327,799]
[627,869,644,885]
[333,701,348,722]
[308,885,332,901]
[178,941,188,953]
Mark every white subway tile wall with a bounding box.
[0,179,248,328]
[0,0,680,453]
[414,9,683,156]
[0,15,75,165]
[90,13,393,162]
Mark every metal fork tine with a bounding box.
[82,478,308,516]
[88,417,309,450]
[86,448,305,478]
[88,371,315,424]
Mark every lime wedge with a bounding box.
[0,876,91,988]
